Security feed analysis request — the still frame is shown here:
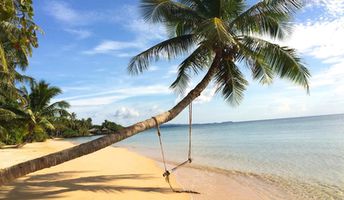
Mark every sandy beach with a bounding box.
[0,139,189,200]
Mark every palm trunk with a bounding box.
[0,53,222,186]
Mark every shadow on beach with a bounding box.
[0,171,176,199]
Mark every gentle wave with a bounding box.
[125,150,344,200]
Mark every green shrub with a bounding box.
[32,131,48,142]
[3,128,25,145]
[78,127,90,136]
[0,141,4,148]
[61,129,79,138]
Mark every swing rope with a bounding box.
[188,102,192,161]
[153,116,168,173]
[153,103,199,194]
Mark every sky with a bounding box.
[26,0,344,125]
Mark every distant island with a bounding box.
[162,113,344,128]
[162,121,234,128]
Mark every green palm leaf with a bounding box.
[239,36,310,91]
[197,17,237,45]
[170,45,213,93]
[141,0,204,23]
[231,0,301,39]
[0,108,17,121]
[0,43,8,72]
[214,59,248,105]
[129,34,197,74]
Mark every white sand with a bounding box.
[0,139,189,200]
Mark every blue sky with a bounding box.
[26,0,344,125]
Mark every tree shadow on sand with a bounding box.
[0,171,179,199]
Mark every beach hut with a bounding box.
[88,128,98,135]
[101,127,110,134]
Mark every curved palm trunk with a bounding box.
[0,53,222,186]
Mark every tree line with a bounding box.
[0,78,123,147]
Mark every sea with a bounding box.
[69,114,344,199]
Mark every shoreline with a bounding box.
[0,139,189,200]
[126,147,344,200]
[126,148,292,200]
[1,138,342,200]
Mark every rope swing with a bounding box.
[153,103,199,194]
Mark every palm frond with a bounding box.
[38,117,55,130]
[221,0,246,20]
[239,36,310,91]
[237,40,274,84]
[141,0,204,23]
[128,34,197,75]
[197,17,237,45]
[0,43,8,72]
[170,45,213,93]
[249,59,274,85]
[0,108,17,121]
[214,60,248,105]
[165,20,194,37]
[41,101,70,116]
[231,0,301,39]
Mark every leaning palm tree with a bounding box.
[0,0,310,185]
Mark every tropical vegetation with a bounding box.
[0,80,69,145]
[1,0,40,145]
[0,1,125,146]
[0,0,311,186]
[0,79,124,145]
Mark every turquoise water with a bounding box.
[70,114,344,199]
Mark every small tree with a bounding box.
[19,80,70,144]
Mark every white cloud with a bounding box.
[286,16,344,60]
[175,85,217,105]
[194,87,217,104]
[83,6,166,56]
[64,29,92,39]
[83,40,145,55]
[68,96,125,106]
[46,1,121,26]
[147,105,164,114]
[305,0,344,17]
[148,65,159,72]
[61,85,171,107]
[114,107,140,119]
[116,53,133,58]
[163,65,179,78]
[311,63,344,88]
[61,86,92,93]
[282,7,344,98]
[48,1,80,24]
[125,19,166,41]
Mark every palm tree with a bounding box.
[0,0,39,73]
[0,0,310,185]
[0,0,40,131]
[17,80,70,144]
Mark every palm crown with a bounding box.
[129,0,310,105]
[19,81,70,140]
